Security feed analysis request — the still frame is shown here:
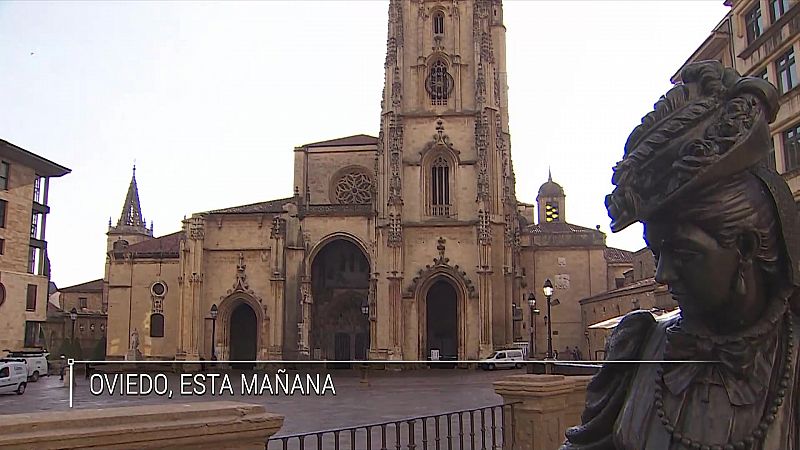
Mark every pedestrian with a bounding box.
[59,355,66,381]
[564,346,572,361]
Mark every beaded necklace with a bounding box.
[653,312,794,450]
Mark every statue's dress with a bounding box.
[562,293,799,450]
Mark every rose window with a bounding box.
[335,172,372,204]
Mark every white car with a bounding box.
[5,351,49,381]
[479,349,525,370]
[0,361,28,395]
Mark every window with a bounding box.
[427,61,452,105]
[433,11,444,35]
[776,48,797,93]
[28,246,43,275]
[783,122,800,171]
[0,238,5,255]
[0,283,5,308]
[430,155,451,216]
[767,138,777,170]
[30,212,42,240]
[0,367,7,378]
[32,175,42,204]
[745,4,764,44]
[79,297,87,309]
[545,202,560,222]
[0,162,9,190]
[756,67,768,81]
[24,322,43,347]
[0,199,7,228]
[150,313,165,337]
[770,0,789,22]
[26,284,37,311]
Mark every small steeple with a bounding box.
[548,167,552,182]
[117,165,146,228]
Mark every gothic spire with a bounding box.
[117,165,146,229]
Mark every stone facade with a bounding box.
[0,139,69,354]
[98,0,632,363]
[46,278,107,359]
[673,0,800,203]
[580,248,676,360]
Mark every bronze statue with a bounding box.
[562,61,799,449]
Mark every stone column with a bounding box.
[493,374,591,450]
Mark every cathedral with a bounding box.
[100,0,631,362]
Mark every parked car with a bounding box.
[5,351,49,382]
[0,360,28,395]
[479,349,524,370]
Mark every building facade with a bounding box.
[101,0,630,363]
[673,0,800,202]
[0,139,70,354]
[45,279,107,359]
[517,177,632,359]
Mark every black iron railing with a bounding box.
[266,402,519,450]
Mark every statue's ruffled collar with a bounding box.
[662,289,792,406]
[670,288,791,344]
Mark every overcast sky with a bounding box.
[0,1,730,288]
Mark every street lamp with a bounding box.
[69,307,78,341]
[210,304,218,361]
[360,298,370,384]
[527,293,539,361]
[543,279,555,360]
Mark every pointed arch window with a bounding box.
[433,11,445,36]
[426,61,453,106]
[429,155,451,216]
[150,313,164,337]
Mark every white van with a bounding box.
[6,351,48,381]
[0,361,28,395]
[479,349,525,370]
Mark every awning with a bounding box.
[588,308,681,330]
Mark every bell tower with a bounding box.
[374,0,518,360]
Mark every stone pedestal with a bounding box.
[493,374,591,450]
[0,401,284,449]
[61,366,76,387]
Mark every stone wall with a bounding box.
[0,401,283,449]
[494,374,590,450]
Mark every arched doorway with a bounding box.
[426,279,458,360]
[229,303,257,363]
[310,238,370,366]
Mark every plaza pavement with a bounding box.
[0,367,522,439]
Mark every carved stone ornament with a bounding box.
[188,217,204,240]
[388,213,402,247]
[476,62,487,104]
[222,252,262,303]
[405,237,477,298]
[333,170,373,205]
[270,217,286,239]
[477,209,492,244]
[388,113,404,206]
[562,61,800,450]
[475,111,490,201]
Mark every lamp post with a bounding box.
[360,299,369,385]
[69,307,78,342]
[543,279,555,360]
[210,304,218,361]
[527,293,539,361]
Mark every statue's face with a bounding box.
[644,221,740,319]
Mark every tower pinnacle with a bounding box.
[117,165,147,230]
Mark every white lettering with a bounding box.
[275,369,289,395]
[242,374,258,395]
[89,374,104,395]
[322,374,336,395]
